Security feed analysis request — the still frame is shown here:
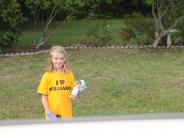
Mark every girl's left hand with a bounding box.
[69,81,80,100]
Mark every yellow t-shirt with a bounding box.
[37,71,75,118]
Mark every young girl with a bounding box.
[37,45,79,120]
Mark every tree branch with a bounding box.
[160,6,168,19]
[36,6,61,49]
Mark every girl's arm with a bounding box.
[41,95,59,120]
[41,95,50,114]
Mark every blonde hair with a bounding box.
[47,45,71,73]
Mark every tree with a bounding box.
[150,0,184,47]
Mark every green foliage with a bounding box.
[0,0,25,52]
[172,21,184,45]
[0,31,19,52]
[157,0,184,28]
[24,0,91,25]
[23,0,153,21]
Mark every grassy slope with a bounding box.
[18,19,126,46]
[1,48,184,119]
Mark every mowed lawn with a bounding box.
[1,48,184,120]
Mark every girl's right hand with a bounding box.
[47,112,59,120]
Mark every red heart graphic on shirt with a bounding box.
[60,80,65,84]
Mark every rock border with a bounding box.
[1,44,184,58]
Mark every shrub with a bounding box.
[121,12,154,45]
[120,26,135,43]
[0,31,19,52]
[172,22,184,45]
[0,0,25,52]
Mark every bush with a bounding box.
[120,26,135,43]
[172,22,184,45]
[0,0,25,52]
[121,13,154,45]
[0,31,19,52]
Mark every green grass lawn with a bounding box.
[18,19,126,47]
[1,48,184,120]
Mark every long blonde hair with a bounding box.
[47,45,71,73]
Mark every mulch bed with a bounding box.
[1,44,184,58]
